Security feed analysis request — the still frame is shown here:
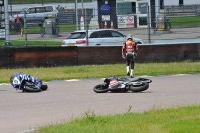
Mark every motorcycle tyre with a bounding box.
[129,82,149,92]
[93,84,108,93]
[41,84,48,91]
[23,83,41,92]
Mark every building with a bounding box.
[116,0,150,28]
[164,0,200,6]
[102,0,200,28]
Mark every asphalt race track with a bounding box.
[0,74,200,133]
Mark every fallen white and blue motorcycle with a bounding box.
[10,73,48,92]
[93,77,152,93]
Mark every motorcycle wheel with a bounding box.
[93,84,108,93]
[129,82,149,92]
[23,82,41,92]
[41,83,48,91]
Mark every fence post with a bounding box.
[85,9,89,46]
[147,6,151,43]
[23,11,28,46]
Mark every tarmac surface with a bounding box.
[0,74,200,133]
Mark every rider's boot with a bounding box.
[130,69,134,78]
[126,66,130,76]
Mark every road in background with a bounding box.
[0,74,200,133]
[10,27,200,44]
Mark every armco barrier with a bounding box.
[0,43,200,68]
[0,47,78,68]
[0,47,15,68]
[77,46,123,65]
[13,47,77,67]
[136,43,200,63]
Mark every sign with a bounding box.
[100,4,110,15]
[0,29,5,39]
[89,18,99,30]
[102,15,110,21]
[117,15,135,28]
[126,16,134,27]
[117,16,126,28]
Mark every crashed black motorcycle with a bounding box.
[93,77,152,93]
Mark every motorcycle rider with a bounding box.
[122,34,138,78]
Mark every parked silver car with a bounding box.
[62,29,144,47]
[10,5,58,25]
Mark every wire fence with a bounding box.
[1,4,200,46]
[10,0,93,5]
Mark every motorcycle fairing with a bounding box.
[104,77,120,89]
[11,74,21,89]
[11,74,41,90]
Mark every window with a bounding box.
[46,6,53,12]
[0,0,4,6]
[36,7,45,13]
[160,0,164,9]
[138,2,148,14]
[99,31,112,38]
[179,0,183,6]
[132,2,136,14]
[28,8,36,14]
[111,31,124,37]
[67,32,86,39]
[90,32,99,38]
[139,16,147,26]
[117,2,136,15]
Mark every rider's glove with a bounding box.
[122,56,125,59]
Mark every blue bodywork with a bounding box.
[10,74,41,90]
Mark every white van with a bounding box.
[10,5,58,25]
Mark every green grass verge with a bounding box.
[1,62,200,83]
[36,105,200,133]
[9,24,76,35]
[0,40,61,47]
[169,16,200,27]
[25,25,77,33]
